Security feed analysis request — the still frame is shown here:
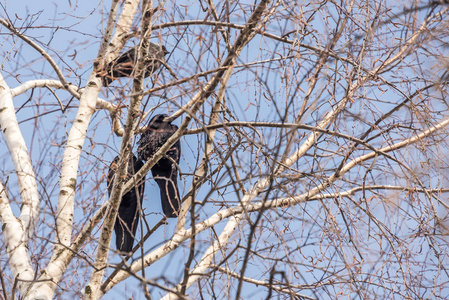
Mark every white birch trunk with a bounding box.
[0,73,40,297]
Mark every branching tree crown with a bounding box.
[1,0,449,299]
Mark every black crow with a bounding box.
[102,42,169,86]
[107,155,145,253]
[137,114,181,218]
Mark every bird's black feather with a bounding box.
[138,114,181,218]
[107,155,145,253]
[102,43,169,86]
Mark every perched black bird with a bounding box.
[137,114,181,218]
[107,155,145,253]
[102,42,169,86]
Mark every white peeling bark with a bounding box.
[103,0,140,63]
[54,80,100,247]
[23,76,102,299]
[1,0,136,298]
[0,74,40,238]
[0,74,39,296]
[0,179,35,298]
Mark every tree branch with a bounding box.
[10,79,124,135]
[0,19,80,99]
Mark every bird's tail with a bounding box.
[102,75,113,87]
[115,218,137,254]
[154,174,181,218]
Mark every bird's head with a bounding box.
[149,42,169,56]
[148,114,169,128]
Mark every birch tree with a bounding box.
[1,0,449,299]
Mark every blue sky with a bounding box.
[1,0,449,299]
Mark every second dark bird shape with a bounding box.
[138,114,181,218]
[107,155,145,253]
[101,42,169,86]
